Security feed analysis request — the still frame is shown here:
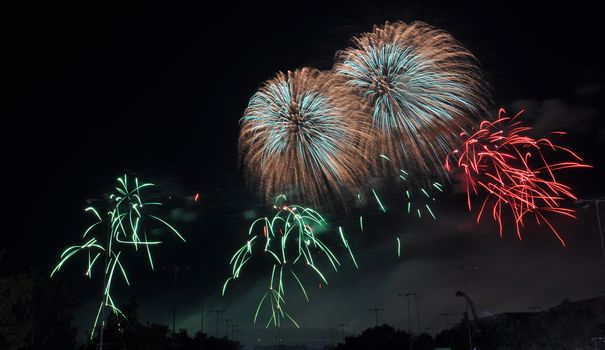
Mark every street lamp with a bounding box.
[368,308,384,327]
[210,310,225,338]
[455,290,473,350]
[398,293,415,350]
[222,318,233,338]
[162,264,191,338]
[453,263,478,350]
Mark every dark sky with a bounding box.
[3,1,604,348]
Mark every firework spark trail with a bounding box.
[396,237,401,257]
[334,21,490,181]
[239,68,373,208]
[446,109,591,245]
[369,154,443,219]
[222,195,357,327]
[51,175,185,337]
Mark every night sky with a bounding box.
[3,1,604,348]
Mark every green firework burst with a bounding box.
[51,175,186,338]
[222,195,357,328]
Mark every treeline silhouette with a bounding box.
[0,272,239,350]
[2,271,604,350]
[80,299,239,350]
[329,297,605,350]
[1,271,79,349]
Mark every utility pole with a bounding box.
[368,308,384,327]
[210,310,225,338]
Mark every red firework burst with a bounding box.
[445,108,591,246]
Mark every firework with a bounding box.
[222,195,357,327]
[396,236,401,257]
[362,154,443,219]
[334,21,490,180]
[446,109,591,245]
[239,67,373,207]
[51,175,186,337]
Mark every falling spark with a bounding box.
[396,237,401,257]
[372,189,387,212]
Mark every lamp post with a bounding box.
[162,264,191,338]
[222,318,233,339]
[414,293,421,335]
[455,290,473,350]
[368,308,384,327]
[453,263,478,350]
[399,293,415,350]
[210,310,225,338]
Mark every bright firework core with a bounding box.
[371,74,396,95]
[334,21,490,180]
[239,68,372,208]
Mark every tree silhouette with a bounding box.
[81,298,240,350]
[0,271,79,350]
